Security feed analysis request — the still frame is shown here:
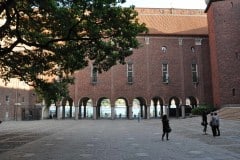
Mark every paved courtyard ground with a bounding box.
[0,116,239,160]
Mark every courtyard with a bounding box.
[0,116,239,160]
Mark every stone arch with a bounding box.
[150,97,164,118]
[48,102,57,119]
[61,97,74,119]
[186,96,198,108]
[79,97,93,119]
[185,96,198,116]
[114,97,129,119]
[134,97,147,119]
[168,97,181,117]
[96,97,111,119]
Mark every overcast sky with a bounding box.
[121,0,207,9]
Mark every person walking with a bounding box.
[210,112,217,137]
[201,111,208,135]
[162,114,171,141]
[214,112,220,136]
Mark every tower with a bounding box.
[205,0,240,108]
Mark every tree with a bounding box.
[0,0,147,104]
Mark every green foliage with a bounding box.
[0,0,147,102]
[191,104,215,115]
[35,77,74,107]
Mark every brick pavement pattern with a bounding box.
[0,117,240,160]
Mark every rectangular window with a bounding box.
[22,97,25,103]
[127,63,133,84]
[162,64,169,83]
[91,66,98,84]
[5,95,10,102]
[192,64,198,83]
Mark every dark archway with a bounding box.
[185,96,198,116]
[188,96,198,108]
[79,97,92,119]
[169,97,181,117]
[97,97,111,119]
[62,97,74,119]
[151,97,164,118]
[135,97,147,119]
[114,98,129,119]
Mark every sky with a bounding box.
[121,0,207,9]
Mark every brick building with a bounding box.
[67,8,214,120]
[205,0,240,108]
[0,79,39,121]
[1,0,239,121]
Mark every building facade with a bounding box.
[205,0,240,108]
[1,1,239,121]
[67,8,214,120]
[0,79,39,121]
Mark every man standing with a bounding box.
[214,112,220,136]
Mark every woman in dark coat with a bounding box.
[201,111,208,135]
[162,114,171,141]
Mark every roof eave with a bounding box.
[139,33,208,37]
[205,0,224,13]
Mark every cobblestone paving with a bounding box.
[0,117,239,160]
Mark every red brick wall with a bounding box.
[70,36,212,106]
[0,87,36,121]
[207,0,240,107]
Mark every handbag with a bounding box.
[167,127,172,133]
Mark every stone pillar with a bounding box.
[181,105,185,118]
[111,106,115,120]
[128,105,133,119]
[75,106,79,120]
[41,106,49,120]
[70,106,72,118]
[57,106,61,120]
[164,105,169,117]
[160,105,163,118]
[93,106,97,120]
[147,105,150,119]
[62,106,65,119]
[40,100,46,120]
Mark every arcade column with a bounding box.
[181,105,185,118]
[146,105,150,119]
[111,106,115,120]
[93,106,97,120]
[75,105,79,120]
[128,105,133,119]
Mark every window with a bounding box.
[191,46,195,53]
[236,52,239,59]
[127,63,133,84]
[145,37,149,45]
[22,97,25,103]
[161,46,167,53]
[91,66,98,84]
[191,64,198,83]
[195,38,202,46]
[5,95,10,102]
[232,88,235,96]
[162,64,169,83]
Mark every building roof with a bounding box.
[136,8,208,36]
